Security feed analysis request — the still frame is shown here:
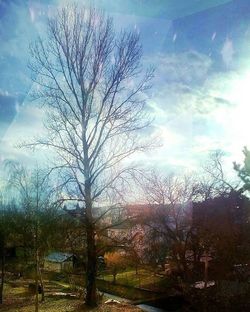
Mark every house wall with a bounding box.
[62,260,73,271]
[44,260,73,272]
[44,261,61,272]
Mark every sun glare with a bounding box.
[221,70,250,161]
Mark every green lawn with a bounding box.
[101,269,163,289]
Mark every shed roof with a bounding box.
[45,252,73,263]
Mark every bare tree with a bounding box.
[201,150,241,198]
[27,5,153,306]
[6,161,57,311]
[0,198,12,305]
[234,146,250,193]
[139,171,199,279]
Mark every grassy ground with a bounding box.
[42,269,169,301]
[1,279,142,312]
[44,268,169,291]
[101,269,163,288]
[1,298,142,312]
[0,269,171,311]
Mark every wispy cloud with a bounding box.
[221,37,234,67]
[141,50,250,171]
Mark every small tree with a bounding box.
[104,251,127,284]
[0,200,7,305]
[6,162,58,311]
[0,198,17,304]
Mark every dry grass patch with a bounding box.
[1,298,142,312]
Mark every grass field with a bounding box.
[1,279,142,312]
[101,269,166,290]
[0,268,171,311]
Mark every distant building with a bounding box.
[44,252,75,272]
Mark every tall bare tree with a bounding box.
[28,5,153,306]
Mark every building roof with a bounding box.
[45,252,73,263]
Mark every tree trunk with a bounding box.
[38,266,45,302]
[113,273,117,284]
[204,252,209,289]
[85,179,97,307]
[85,223,97,306]
[35,247,39,312]
[0,238,5,304]
[135,265,138,275]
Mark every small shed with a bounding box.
[44,252,75,272]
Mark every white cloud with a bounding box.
[148,50,212,86]
[221,37,234,67]
[0,100,47,166]
[140,51,250,173]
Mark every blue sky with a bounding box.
[1,0,250,174]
